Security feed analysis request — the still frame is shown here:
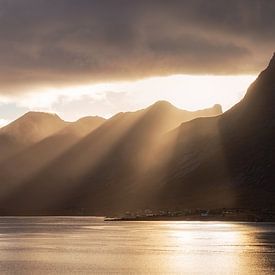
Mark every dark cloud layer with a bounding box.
[0,0,274,94]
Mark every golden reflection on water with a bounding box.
[150,222,274,274]
[156,222,241,274]
[0,218,274,274]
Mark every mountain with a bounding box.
[0,111,66,144]
[0,112,66,163]
[0,53,273,215]
[138,53,275,211]
[0,102,221,214]
[59,116,106,137]
[0,116,106,201]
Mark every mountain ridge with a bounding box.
[0,53,274,215]
[0,102,222,214]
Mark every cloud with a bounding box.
[0,74,255,122]
[0,0,274,95]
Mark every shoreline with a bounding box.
[104,215,275,222]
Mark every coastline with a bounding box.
[104,214,275,222]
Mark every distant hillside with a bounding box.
[0,102,221,214]
[0,54,274,215]
[0,112,66,162]
[1,112,66,144]
[0,116,106,201]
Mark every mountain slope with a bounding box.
[143,53,275,210]
[0,103,221,214]
[0,112,67,162]
[0,112,66,144]
[0,116,106,201]
[1,52,274,215]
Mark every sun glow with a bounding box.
[0,118,9,128]
[2,74,256,121]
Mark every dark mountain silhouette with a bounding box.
[0,102,221,214]
[139,53,275,211]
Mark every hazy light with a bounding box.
[1,74,257,121]
[0,118,9,128]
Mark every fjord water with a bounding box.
[0,217,274,274]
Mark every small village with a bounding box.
[105,208,275,222]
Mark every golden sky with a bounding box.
[0,1,273,123]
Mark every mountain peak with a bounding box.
[261,52,275,76]
[22,111,61,121]
[253,52,275,87]
[212,104,223,113]
[75,116,105,124]
[1,111,66,144]
[269,52,275,68]
[151,100,173,108]
[149,101,176,112]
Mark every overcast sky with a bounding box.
[0,0,274,124]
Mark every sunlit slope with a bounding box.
[1,54,274,215]
[145,54,275,210]
[0,116,106,201]
[0,102,221,214]
[0,112,67,162]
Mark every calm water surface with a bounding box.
[0,217,274,274]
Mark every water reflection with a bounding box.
[156,222,275,274]
[0,217,274,274]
